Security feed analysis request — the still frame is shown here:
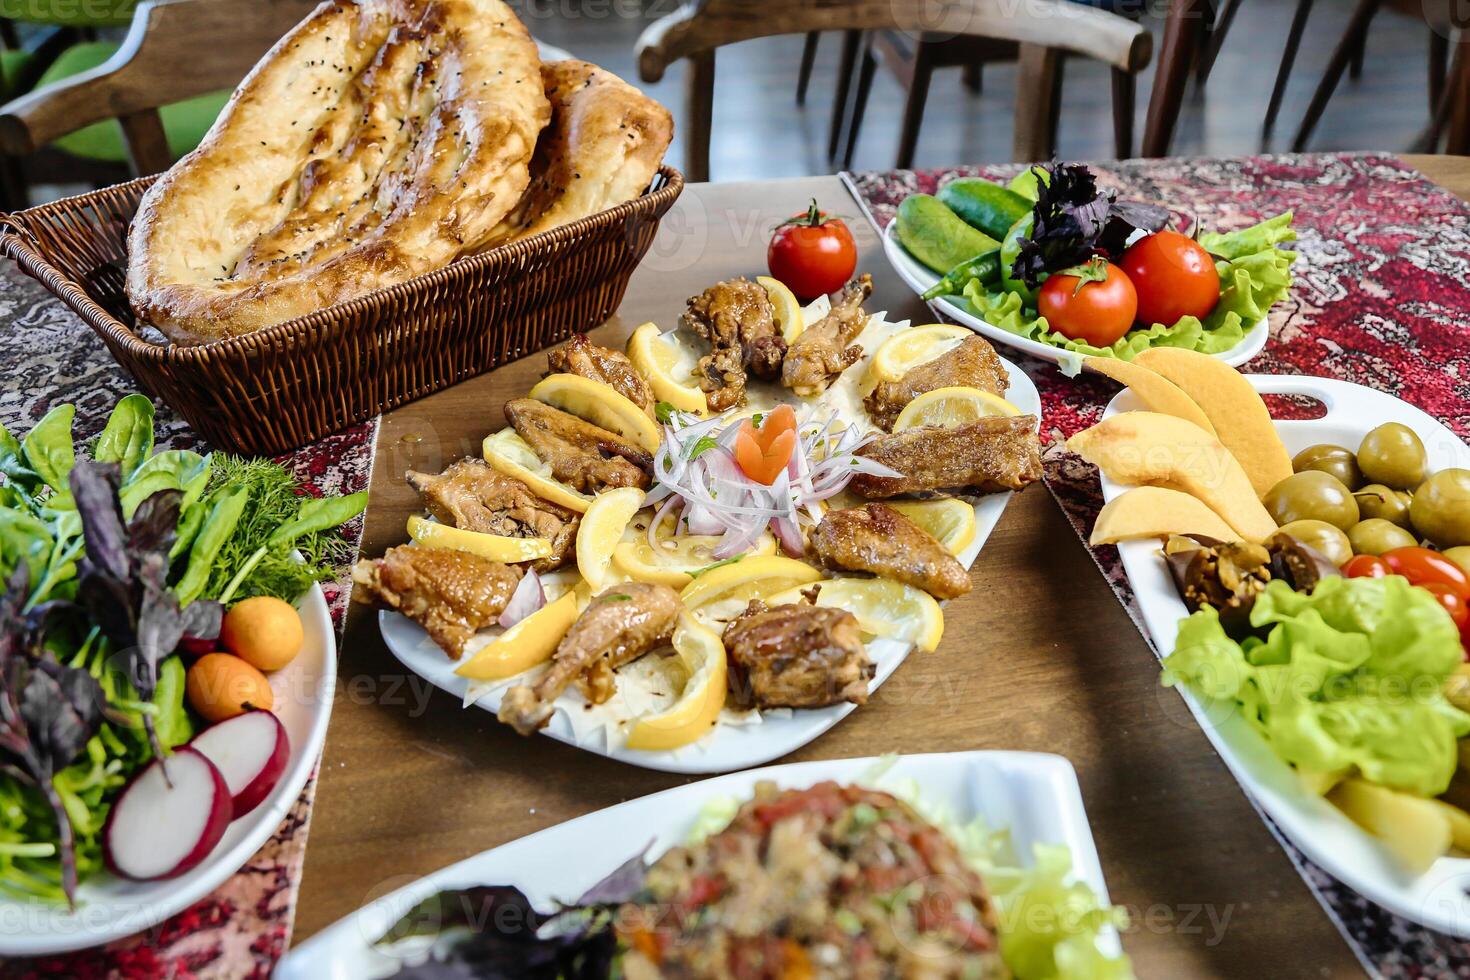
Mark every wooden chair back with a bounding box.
[0,0,317,176]
[637,0,1153,179]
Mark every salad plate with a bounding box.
[1101,374,1470,936]
[378,357,1041,775]
[278,750,1121,980]
[881,219,1269,374]
[0,583,337,956]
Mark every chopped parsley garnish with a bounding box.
[687,435,719,460]
[655,401,677,425]
[689,555,743,578]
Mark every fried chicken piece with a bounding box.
[864,335,1010,431]
[723,598,873,710]
[406,459,580,573]
[811,503,972,599]
[852,416,1042,497]
[352,545,521,658]
[504,398,652,494]
[498,583,681,735]
[547,333,655,415]
[781,274,872,396]
[682,277,788,411]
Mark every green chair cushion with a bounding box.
[0,0,137,28]
[36,41,228,164]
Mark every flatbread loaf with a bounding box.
[484,59,674,245]
[126,0,549,345]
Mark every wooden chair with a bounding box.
[0,0,315,180]
[636,0,1153,181]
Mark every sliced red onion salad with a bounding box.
[644,406,901,558]
[499,568,546,628]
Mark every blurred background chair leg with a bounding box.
[1111,67,1135,157]
[895,42,935,169]
[1443,31,1470,153]
[796,30,818,105]
[1290,0,1383,151]
[1143,0,1205,156]
[842,33,877,168]
[1015,43,1061,161]
[1430,28,1448,113]
[1195,0,1240,86]
[826,29,860,163]
[962,62,982,93]
[1264,0,1315,141]
[685,48,715,182]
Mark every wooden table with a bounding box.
[293,156,1470,977]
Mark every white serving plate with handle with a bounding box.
[277,750,1119,980]
[1100,374,1470,935]
[0,583,337,956]
[882,219,1268,375]
[378,359,1041,774]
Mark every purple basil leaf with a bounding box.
[573,845,649,905]
[70,461,129,582]
[127,488,182,558]
[379,885,545,946]
[178,598,222,646]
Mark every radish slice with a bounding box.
[188,711,291,819]
[102,747,232,881]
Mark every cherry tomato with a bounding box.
[1036,261,1138,348]
[1381,546,1470,600]
[767,200,857,300]
[1119,230,1220,327]
[1343,554,1391,579]
[1423,582,1470,629]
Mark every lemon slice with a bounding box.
[757,276,805,344]
[625,613,728,751]
[884,499,977,556]
[680,555,823,613]
[893,386,1022,431]
[613,528,777,588]
[407,515,553,563]
[576,487,645,591]
[453,591,580,681]
[530,373,662,453]
[867,324,972,383]
[626,323,708,416]
[771,578,944,652]
[482,428,594,513]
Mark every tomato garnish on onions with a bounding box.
[734,405,797,485]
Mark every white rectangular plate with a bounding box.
[278,750,1117,980]
[1102,374,1470,935]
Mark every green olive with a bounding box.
[1276,519,1354,567]
[1264,471,1360,531]
[1444,546,1470,576]
[1353,483,1414,530]
[1292,444,1363,490]
[1347,518,1417,556]
[1357,422,1428,490]
[1410,468,1470,547]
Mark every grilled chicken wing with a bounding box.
[781,274,872,396]
[852,416,1042,498]
[505,398,652,494]
[682,277,788,411]
[406,459,580,573]
[547,333,655,415]
[864,335,1009,431]
[498,582,681,735]
[352,546,521,657]
[723,598,873,709]
[811,503,971,599]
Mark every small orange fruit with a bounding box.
[187,653,274,723]
[220,596,304,673]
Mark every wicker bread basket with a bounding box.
[0,166,684,455]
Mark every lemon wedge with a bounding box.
[454,591,580,681]
[530,373,662,453]
[626,322,708,416]
[680,555,823,616]
[757,276,806,344]
[614,526,777,588]
[867,324,972,383]
[893,386,1022,431]
[482,428,594,513]
[884,499,977,556]
[576,487,645,591]
[407,515,553,563]
[770,578,944,652]
[625,613,728,751]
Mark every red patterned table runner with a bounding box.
[0,257,374,978]
[843,152,1470,979]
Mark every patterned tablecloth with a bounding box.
[843,151,1470,980]
[0,260,377,978]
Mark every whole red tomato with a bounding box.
[768,200,857,300]
[1423,582,1470,629]
[1343,554,1391,579]
[1119,230,1220,327]
[1381,546,1470,600]
[1036,260,1137,348]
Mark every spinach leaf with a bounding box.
[175,483,249,605]
[0,422,40,493]
[266,491,367,548]
[20,404,75,494]
[92,394,155,481]
[119,449,211,519]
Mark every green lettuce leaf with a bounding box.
[1163,576,1469,796]
[958,212,1296,376]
